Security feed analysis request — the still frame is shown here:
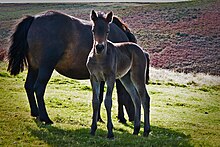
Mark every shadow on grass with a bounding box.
[27,119,192,146]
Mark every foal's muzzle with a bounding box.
[96,44,105,54]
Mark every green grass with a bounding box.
[0,61,219,146]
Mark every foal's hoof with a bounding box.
[133,129,140,135]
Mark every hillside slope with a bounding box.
[0,1,219,75]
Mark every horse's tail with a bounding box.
[144,51,150,84]
[7,15,34,76]
[112,16,137,43]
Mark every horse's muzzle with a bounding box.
[96,44,105,54]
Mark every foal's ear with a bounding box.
[91,10,98,21]
[106,11,113,23]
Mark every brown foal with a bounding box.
[86,10,151,138]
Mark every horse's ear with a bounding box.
[91,10,98,21]
[106,11,113,23]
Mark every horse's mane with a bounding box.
[112,16,137,43]
[96,12,137,43]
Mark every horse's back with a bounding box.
[26,11,93,79]
[28,11,75,46]
[108,23,129,43]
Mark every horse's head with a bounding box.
[91,10,113,54]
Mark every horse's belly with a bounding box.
[55,55,90,79]
[55,67,89,79]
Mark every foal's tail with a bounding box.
[7,15,34,76]
[144,51,150,84]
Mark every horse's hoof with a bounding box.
[133,127,140,135]
[98,118,105,123]
[31,112,39,117]
[90,131,95,136]
[40,117,54,125]
[143,129,151,137]
[133,132,138,135]
[107,133,114,139]
[143,132,149,137]
[133,129,140,135]
[118,118,127,124]
[33,116,41,124]
[45,120,54,125]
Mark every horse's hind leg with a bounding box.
[116,80,126,123]
[120,73,141,135]
[33,47,62,124]
[116,80,134,123]
[34,66,54,124]
[24,67,38,117]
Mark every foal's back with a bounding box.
[108,41,147,80]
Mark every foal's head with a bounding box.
[91,10,113,54]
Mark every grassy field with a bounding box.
[0,61,219,146]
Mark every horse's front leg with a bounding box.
[90,75,100,136]
[105,77,115,139]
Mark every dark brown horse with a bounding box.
[7,10,149,125]
[87,10,150,138]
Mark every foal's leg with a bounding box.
[133,83,151,136]
[90,75,100,136]
[105,77,115,139]
[142,90,150,136]
[131,70,151,136]
[120,74,141,135]
[24,67,39,117]
[97,81,105,123]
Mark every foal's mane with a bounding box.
[96,12,107,20]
